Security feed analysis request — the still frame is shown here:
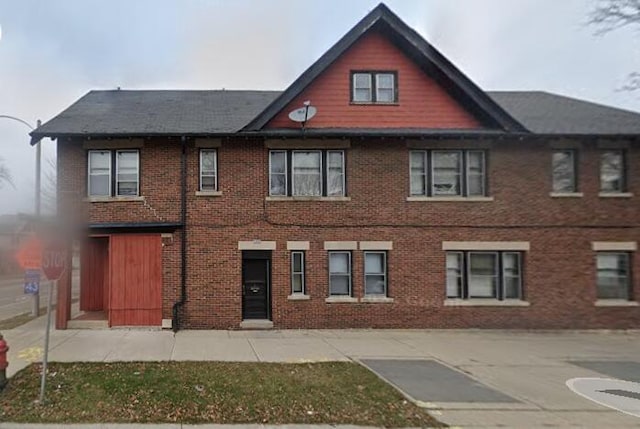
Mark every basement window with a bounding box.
[351,71,397,103]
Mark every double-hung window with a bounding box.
[352,71,396,103]
[199,149,218,192]
[364,251,387,296]
[269,150,345,197]
[596,253,631,300]
[88,149,139,197]
[329,251,351,296]
[291,251,305,295]
[552,150,577,193]
[446,251,523,300]
[410,150,486,197]
[600,150,626,193]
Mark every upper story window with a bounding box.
[552,150,577,193]
[351,71,397,103]
[600,150,626,193]
[199,149,218,192]
[410,150,486,197]
[88,149,139,197]
[269,150,345,197]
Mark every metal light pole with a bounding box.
[0,115,41,316]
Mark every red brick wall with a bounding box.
[59,137,640,329]
[267,30,483,129]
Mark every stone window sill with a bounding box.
[550,192,583,198]
[444,299,530,307]
[325,296,358,303]
[266,196,351,202]
[195,190,222,197]
[594,300,639,307]
[599,192,633,198]
[84,196,144,203]
[406,196,494,202]
[287,294,311,301]
[361,296,394,303]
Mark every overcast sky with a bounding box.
[0,0,638,215]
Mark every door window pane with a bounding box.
[468,253,498,298]
[600,151,624,192]
[364,252,387,296]
[269,151,287,196]
[597,253,630,299]
[292,151,321,196]
[116,151,139,196]
[432,151,462,196]
[446,252,463,298]
[329,252,351,296]
[467,151,486,196]
[88,151,111,196]
[327,151,345,196]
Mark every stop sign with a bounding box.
[41,242,67,281]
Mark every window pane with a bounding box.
[117,182,138,196]
[600,151,624,192]
[116,151,138,196]
[596,253,629,299]
[502,253,521,299]
[270,151,287,196]
[327,151,345,196]
[446,253,462,298]
[353,73,372,102]
[467,152,485,196]
[432,152,461,196]
[354,89,372,102]
[410,152,426,195]
[504,277,521,299]
[201,150,216,173]
[293,152,321,196]
[468,253,497,298]
[365,253,384,274]
[89,151,110,170]
[201,175,216,191]
[293,252,303,272]
[503,253,520,276]
[270,175,286,196]
[270,151,286,174]
[377,88,394,102]
[292,274,303,294]
[330,276,350,295]
[89,175,110,196]
[329,253,349,274]
[552,151,575,193]
[365,275,386,295]
[377,73,393,88]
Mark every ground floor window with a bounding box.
[364,251,387,296]
[446,251,523,300]
[291,251,305,294]
[596,252,631,300]
[329,251,351,296]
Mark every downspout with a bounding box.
[172,136,188,332]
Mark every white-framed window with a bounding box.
[600,150,626,193]
[268,150,346,197]
[291,251,305,295]
[88,149,139,197]
[115,150,139,196]
[199,149,218,191]
[596,252,631,300]
[552,150,577,193]
[364,251,387,296]
[446,251,523,300]
[88,150,111,197]
[352,71,396,103]
[410,150,486,197]
[329,251,351,296]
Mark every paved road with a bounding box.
[0,270,79,321]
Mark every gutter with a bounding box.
[172,136,188,332]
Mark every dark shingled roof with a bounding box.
[33,90,282,137]
[31,89,640,139]
[488,91,640,135]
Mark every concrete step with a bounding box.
[67,319,109,329]
[239,319,274,330]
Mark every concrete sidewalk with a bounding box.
[2,313,640,428]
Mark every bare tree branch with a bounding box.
[588,0,640,34]
[0,157,15,189]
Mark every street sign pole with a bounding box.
[38,279,54,404]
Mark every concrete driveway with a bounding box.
[3,316,640,428]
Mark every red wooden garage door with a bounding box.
[109,234,162,326]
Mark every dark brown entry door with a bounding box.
[242,258,270,320]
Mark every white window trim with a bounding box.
[87,150,112,197]
[352,72,372,102]
[375,73,395,103]
[115,150,140,197]
[329,251,352,297]
[364,251,387,296]
[199,149,218,192]
[291,251,305,295]
[268,150,287,197]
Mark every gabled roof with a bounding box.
[31,90,281,138]
[489,91,640,135]
[243,3,526,132]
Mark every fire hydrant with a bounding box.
[0,334,8,390]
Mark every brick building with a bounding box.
[31,4,640,330]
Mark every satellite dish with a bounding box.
[288,102,317,124]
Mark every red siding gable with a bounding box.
[267,31,482,129]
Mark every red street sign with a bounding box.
[15,237,43,270]
[41,242,67,281]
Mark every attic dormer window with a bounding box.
[351,71,397,103]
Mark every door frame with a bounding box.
[241,250,272,320]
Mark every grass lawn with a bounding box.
[0,361,444,427]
